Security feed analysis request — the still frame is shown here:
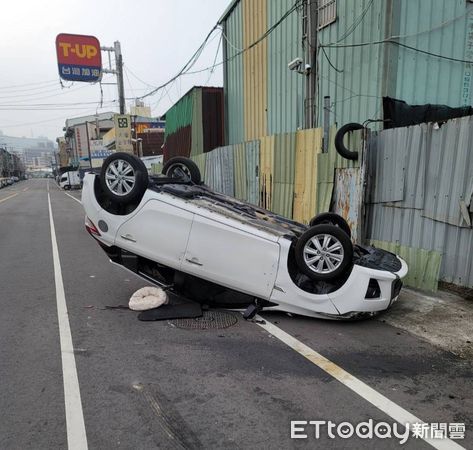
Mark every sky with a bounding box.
[0,0,227,141]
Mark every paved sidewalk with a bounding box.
[380,287,473,358]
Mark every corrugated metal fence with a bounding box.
[367,116,473,291]
[192,126,361,226]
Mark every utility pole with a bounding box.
[101,41,126,115]
[305,0,318,129]
[85,122,93,169]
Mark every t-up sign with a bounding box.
[56,33,102,82]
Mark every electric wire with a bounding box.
[137,0,302,99]
[335,0,374,43]
[204,33,223,86]
[321,38,473,64]
[136,24,220,99]
[124,65,158,89]
[0,79,59,90]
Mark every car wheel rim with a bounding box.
[105,159,135,196]
[303,234,344,274]
[167,163,191,181]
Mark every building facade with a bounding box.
[220,0,473,143]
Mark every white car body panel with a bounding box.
[116,199,193,270]
[182,214,280,299]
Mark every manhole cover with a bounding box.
[170,310,238,330]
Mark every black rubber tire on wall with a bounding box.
[162,157,201,184]
[295,224,353,281]
[100,152,149,205]
[309,212,352,239]
[334,123,364,161]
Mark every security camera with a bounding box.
[288,57,303,71]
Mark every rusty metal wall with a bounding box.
[259,135,274,210]
[367,116,473,289]
[242,0,267,141]
[333,168,362,243]
[163,125,192,161]
[202,87,225,153]
[245,140,260,205]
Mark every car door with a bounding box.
[181,214,280,299]
[115,198,194,270]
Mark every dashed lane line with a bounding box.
[48,191,88,450]
[255,316,465,450]
[64,192,82,205]
[0,192,19,204]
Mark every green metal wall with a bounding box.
[317,0,387,129]
[267,0,305,135]
[318,0,473,128]
[163,92,193,139]
[394,0,472,106]
[224,0,245,145]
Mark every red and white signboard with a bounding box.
[56,33,102,82]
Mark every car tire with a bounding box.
[309,212,351,239]
[295,224,353,281]
[334,123,364,161]
[162,157,201,184]
[100,152,148,204]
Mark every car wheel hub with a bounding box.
[168,163,191,181]
[105,159,135,196]
[303,233,344,274]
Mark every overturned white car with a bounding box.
[81,152,407,320]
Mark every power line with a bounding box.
[180,0,302,77]
[0,81,60,94]
[124,65,157,89]
[0,77,114,105]
[320,44,343,73]
[0,107,113,111]
[321,38,473,64]
[138,0,302,100]
[137,24,220,100]
[0,100,116,107]
[204,33,223,86]
[335,0,374,43]
[0,79,59,90]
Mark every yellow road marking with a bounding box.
[0,193,19,204]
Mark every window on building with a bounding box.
[318,0,337,29]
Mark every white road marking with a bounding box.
[255,316,465,450]
[48,192,88,450]
[65,192,82,205]
[0,192,18,204]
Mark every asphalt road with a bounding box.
[0,179,471,450]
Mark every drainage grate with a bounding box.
[170,310,238,330]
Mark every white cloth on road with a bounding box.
[129,286,168,311]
